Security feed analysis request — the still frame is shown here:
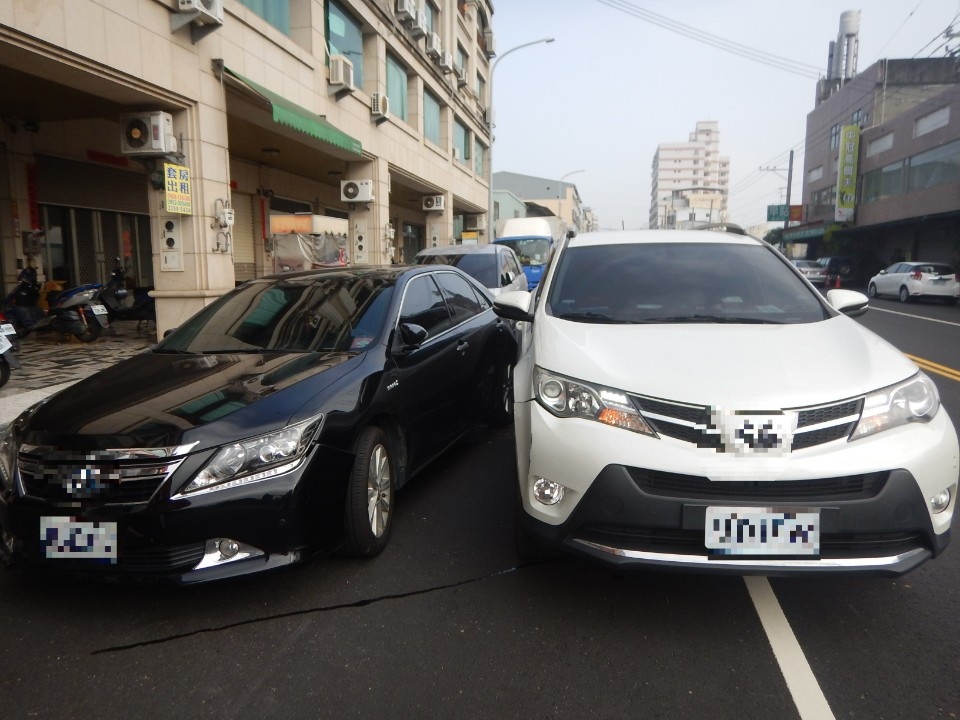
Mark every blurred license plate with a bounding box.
[705,507,819,556]
[0,323,15,335]
[40,517,118,561]
[91,304,108,315]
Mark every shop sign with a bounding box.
[164,163,193,215]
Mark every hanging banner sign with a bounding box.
[835,125,860,222]
[164,163,193,215]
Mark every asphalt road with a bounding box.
[0,297,958,720]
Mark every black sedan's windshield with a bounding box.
[158,274,395,354]
[548,242,829,324]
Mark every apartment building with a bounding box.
[0,0,494,335]
[787,57,960,278]
[649,120,730,229]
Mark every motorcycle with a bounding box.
[4,267,109,343]
[0,309,20,389]
[98,257,156,326]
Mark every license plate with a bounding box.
[0,323,15,336]
[91,304,108,315]
[705,506,819,556]
[40,517,118,561]
[0,334,10,354]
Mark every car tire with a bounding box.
[899,286,911,303]
[867,283,878,298]
[341,426,395,558]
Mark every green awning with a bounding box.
[222,66,361,156]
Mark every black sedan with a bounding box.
[0,265,516,583]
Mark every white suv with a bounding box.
[494,227,958,575]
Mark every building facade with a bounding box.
[649,120,730,229]
[788,57,960,279]
[0,0,495,336]
[491,170,589,239]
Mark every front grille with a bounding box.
[18,450,184,507]
[631,394,862,453]
[627,467,889,502]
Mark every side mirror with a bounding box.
[502,272,514,286]
[879,269,887,275]
[397,322,428,350]
[494,290,534,323]
[826,288,868,318]
[163,327,177,338]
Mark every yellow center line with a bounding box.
[906,354,960,382]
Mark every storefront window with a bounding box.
[907,139,960,192]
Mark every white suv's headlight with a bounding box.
[534,367,656,436]
[851,372,940,440]
[180,414,323,495]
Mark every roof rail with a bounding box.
[691,222,747,236]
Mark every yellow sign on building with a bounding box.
[835,125,860,223]
[164,163,193,215]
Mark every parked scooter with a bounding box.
[0,309,21,389]
[4,267,109,343]
[98,257,156,326]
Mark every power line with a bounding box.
[591,0,823,79]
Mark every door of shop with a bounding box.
[402,223,425,264]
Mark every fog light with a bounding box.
[533,477,565,505]
[218,538,240,558]
[930,488,952,514]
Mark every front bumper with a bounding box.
[516,400,957,576]
[519,465,949,576]
[0,443,353,583]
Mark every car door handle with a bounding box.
[457,340,469,355]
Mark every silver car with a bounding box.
[415,243,528,297]
[867,261,959,305]
[792,259,828,287]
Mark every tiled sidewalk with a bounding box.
[0,320,157,425]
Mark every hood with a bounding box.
[535,314,918,409]
[24,350,362,450]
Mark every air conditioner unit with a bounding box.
[439,51,454,73]
[395,0,416,24]
[119,111,177,155]
[410,11,428,39]
[456,68,468,88]
[371,93,390,120]
[483,29,496,58]
[426,33,442,59]
[329,55,355,91]
[465,215,486,231]
[341,179,374,203]
[422,194,445,211]
[177,0,224,25]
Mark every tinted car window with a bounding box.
[416,251,497,288]
[547,242,829,324]
[158,274,394,353]
[435,271,485,326]
[399,274,452,339]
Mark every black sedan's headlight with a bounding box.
[178,414,323,495]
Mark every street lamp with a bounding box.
[558,169,585,234]
[487,37,555,239]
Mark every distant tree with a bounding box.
[763,227,783,246]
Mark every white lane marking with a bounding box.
[869,306,960,328]
[744,576,836,720]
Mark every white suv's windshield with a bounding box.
[547,242,829,324]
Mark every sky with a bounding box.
[489,0,960,231]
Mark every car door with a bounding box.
[875,263,902,295]
[388,272,468,470]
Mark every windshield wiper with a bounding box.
[556,311,631,324]
[643,315,783,324]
